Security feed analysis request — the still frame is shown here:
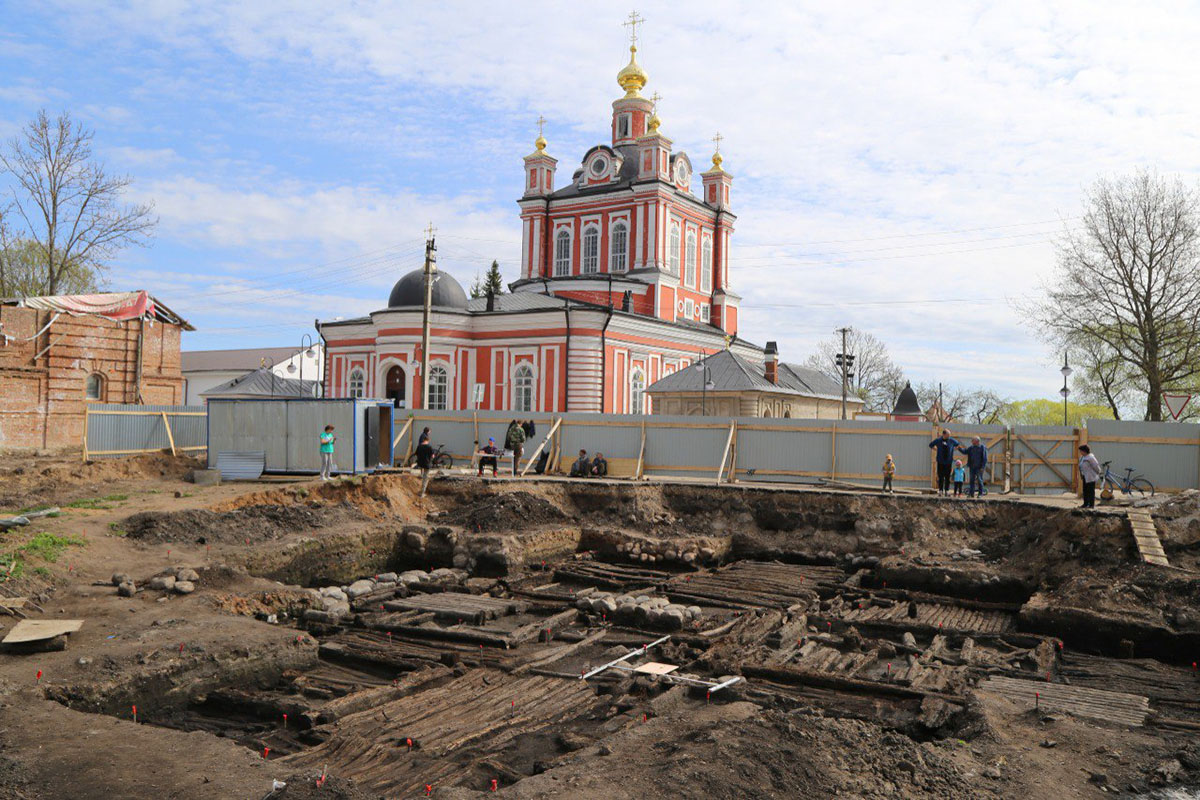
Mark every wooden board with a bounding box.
[2,619,83,644]
[1127,509,1169,566]
[979,675,1149,727]
[633,661,679,676]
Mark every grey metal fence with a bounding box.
[84,404,207,459]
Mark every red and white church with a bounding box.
[319,32,763,414]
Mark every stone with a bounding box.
[659,608,685,630]
[187,469,221,486]
[596,597,618,615]
[686,605,703,619]
[1040,740,1057,748]
[149,575,176,591]
[982,765,1001,779]
[117,582,137,597]
[430,568,456,581]
[399,571,427,585]
[321,587,348,602]
[452,552,470,569]
[176,568,200,583]
[1153,759,1182,785]
[377,572,398,583]
[303,609,346,624]
[174,581,195,594]
[111,572,131,586]
[347,579,376,598]
[322,596,350,613]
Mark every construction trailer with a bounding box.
[206,398,394,475]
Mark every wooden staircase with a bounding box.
[1127,508,1169,567]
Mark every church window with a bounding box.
[554,229,571,276]
[668,222,680,275]
[701,237,712,292]
[685,231,697,287]
[513,364,535,412]
[428,365,448,410]
[610,221,628,272]
[590,156,609,177]
[701,304,710,323]
[618,115,630,139]
[85,373,104,400]
[348,369,365,398]
[630,368,646,414]
[582,226,599,274]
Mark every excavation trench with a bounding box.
[49,478,1200,795]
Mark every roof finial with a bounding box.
[623,10,644,47]
[617,12,649,98]
[534,114,548,154]
[710,131,724,170]
[647,91,663,133]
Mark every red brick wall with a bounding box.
[0,306,185,451]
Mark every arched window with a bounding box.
[668,221,680,275]
[763,408,772,418]
[701,236,712,293]
[610,221,628,272]
[513,363,535,412]
[685,230,697,287]
[582,226,599,274]
[427,365,448,410]
[85,373,104,400]
[348,369,365,398]
[554,229,571,276]
[630,368,645,415]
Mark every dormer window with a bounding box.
[674,159,690,187]
[589,155,609,178]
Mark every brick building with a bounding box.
[0,291,191,450]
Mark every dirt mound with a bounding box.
[443,490,570,531]
[123,503,360,544]
[0,452,202,511]
[270,772,376,799]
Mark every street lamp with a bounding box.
[695,354,715,415]
[286,333,318,397]
[1059,352,1073,426]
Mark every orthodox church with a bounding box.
[318,23,763,414]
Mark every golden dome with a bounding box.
[710,151,724,171]
[647,112,661,133]
[534,133,548,154]
[617,45,648,97]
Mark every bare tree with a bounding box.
[1025,170,1200,421]
[0,110,155,296]
[913,382,1008,425]
[804,329,906,412]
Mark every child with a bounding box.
[881,454,895,493]
[952,459,965,497]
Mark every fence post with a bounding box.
[82,405,90,462]
[728,420,739,483]
[830,421,838,480]
[717,420,736,485]
[1018,453,1025,494]
[161,412,177,457]
[635,419,647,480]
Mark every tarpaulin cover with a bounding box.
[17,291,193,329]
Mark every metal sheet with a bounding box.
[86,403,206,458]
[216,451,265,480]
[1087,419,1200,492]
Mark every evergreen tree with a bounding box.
[470,260,505,299]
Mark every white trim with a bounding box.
[553,227,572,277]
[512,360,537,412]
[609,217,629,273]
[581,223,600,274]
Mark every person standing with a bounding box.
[319,425,336,480]
[928,429,960,496]
[952,459,966,497]
[958,436,989,499]
[505,419,526,476]
[1078,444,1102,509]
[882,454,896,493]
[416,435,435,497]
[418,427,431,446]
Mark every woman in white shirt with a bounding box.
[1078,445,1102,509]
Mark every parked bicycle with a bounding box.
[1098,460,1155,500]
[407,444,454,470]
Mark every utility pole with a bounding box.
[419,222,437,409]
[835,327,852,420]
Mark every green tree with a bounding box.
[469,260,505,299]
[998,398,1115,427]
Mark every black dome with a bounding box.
[387,269,468,310]
[892,381,922,416]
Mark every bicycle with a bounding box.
[1098,460,1155,500]
[407,444,454,470]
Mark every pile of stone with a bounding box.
[303,568,468,625]
[576,590,703,631]
[112,567,200,597]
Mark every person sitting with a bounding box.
[569,449,590,477]
[478,437,499,477]
[589,452,608,478]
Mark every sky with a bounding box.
[3,0,1200,401]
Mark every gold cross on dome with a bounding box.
[712,131,724,153]
[623,11,644,46]
[536,115,546,137]
[649,91,662,111]
[424,221,437,240]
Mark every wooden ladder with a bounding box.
[1127,508,1169,567]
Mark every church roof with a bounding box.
[646,350,844,401]
[892,381,923,416]
[201,367,319,399]
[387,269,469,309]
[548,144,642,200]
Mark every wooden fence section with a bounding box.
[83,404,207,460]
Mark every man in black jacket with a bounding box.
[929,429,960,496]
[958,436,989,498]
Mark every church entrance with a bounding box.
[386,365,407,408]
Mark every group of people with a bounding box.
[569,449,608,478]
[477,419,537,477]
[880,429,991,497]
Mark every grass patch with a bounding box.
[19,532,86,563]
[0,553,23,581]
[107,522,127,537]
[64,493,129,510]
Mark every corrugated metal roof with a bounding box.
[182,347,303,372]
[777,362,845,399]
[201,367,319,398]
[464,293,577,313]
[646,351,845,401]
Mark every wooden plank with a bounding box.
[717,419,736,485]
[979,676,1149,726]
[521,417,561,476]
[392,416,412,451]
[635,419,647,480]
[2,619,83,644]
[161,411,177,457]
[1128,509,1169,567]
